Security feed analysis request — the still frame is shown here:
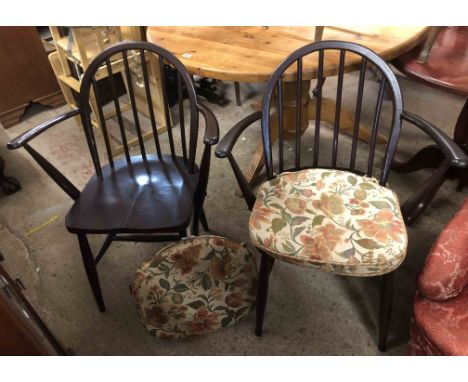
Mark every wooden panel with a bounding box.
[0,27,65,128]
[0,264,67,355]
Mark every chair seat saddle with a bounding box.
[249,168,408,276]
[65,155,199,234]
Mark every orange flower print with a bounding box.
[184,308,220,334]
[284,198,307,214]
[316,223,345,251]
[299,234,332,261]
[263,234,274,248]
[209,253,233,280]
[283,171,309,182]
[171,245,201,275]
[211,237,239,252]
[250,206,273,230]
[358,210,404,244]
[313,193,345,216]
[272,183,286,199]
[145,305,169,327]
[316,179,325,190]
[225,292,244,308]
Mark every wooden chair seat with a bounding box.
[65,155,199,234]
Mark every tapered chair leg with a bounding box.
[234,81,241,106]
[77,233,105,312]
[200,208,209,231]
[255,251,275,337]
[378,272,394,351]
[192,203,201,236]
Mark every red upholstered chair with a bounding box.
[409,199,468,355]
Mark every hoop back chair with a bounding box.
[216,41,467,351]
[8,41,219,312]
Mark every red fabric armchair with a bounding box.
[409,199,468,355]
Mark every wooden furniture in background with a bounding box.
[0,27,65,128]
[233,26,324,107]
[417,26,444,63]
[49,26,167,155]
[8,42,219,311]
[392,26,468,224]
[0,262,67,355]
[148,26,428,185]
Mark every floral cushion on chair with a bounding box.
[249,168,407,276]
[131,236,257,339]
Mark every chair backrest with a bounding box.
[78,41,200,177]
[261,40,403,186]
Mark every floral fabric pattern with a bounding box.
[410,289,468,355]
[131,236,257,339]
[418,198,468,301]
[409,198,468,355]
[249,168,407,276]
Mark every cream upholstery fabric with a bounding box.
[249,169,407,276]
[132,236,257,338]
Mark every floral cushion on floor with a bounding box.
[131,236,257,339]
[249,168,407,276]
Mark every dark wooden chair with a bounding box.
[215,41,467,351]
[8,41,219,312]
[392,26,468,225]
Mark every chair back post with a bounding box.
[78,41,200,176]
[261,40,403,185]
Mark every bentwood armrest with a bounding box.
[215,111,262,158]
[198,103,219,146]
[402,110,468,168]
[6,108,81,201]
[7,109,81,149]
[215,111,262,210]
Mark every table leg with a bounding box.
[417,27,444,64]
[241,81,309,187]
[240,80,385,188]
[307,97,386,144]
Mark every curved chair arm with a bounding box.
[215,111,262,210]
[215,111,262,158]
[402,111,468,168]
[399,111,468,226]
[7,109,81,150]
[198,103,219,146]
[7,109,81,201]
